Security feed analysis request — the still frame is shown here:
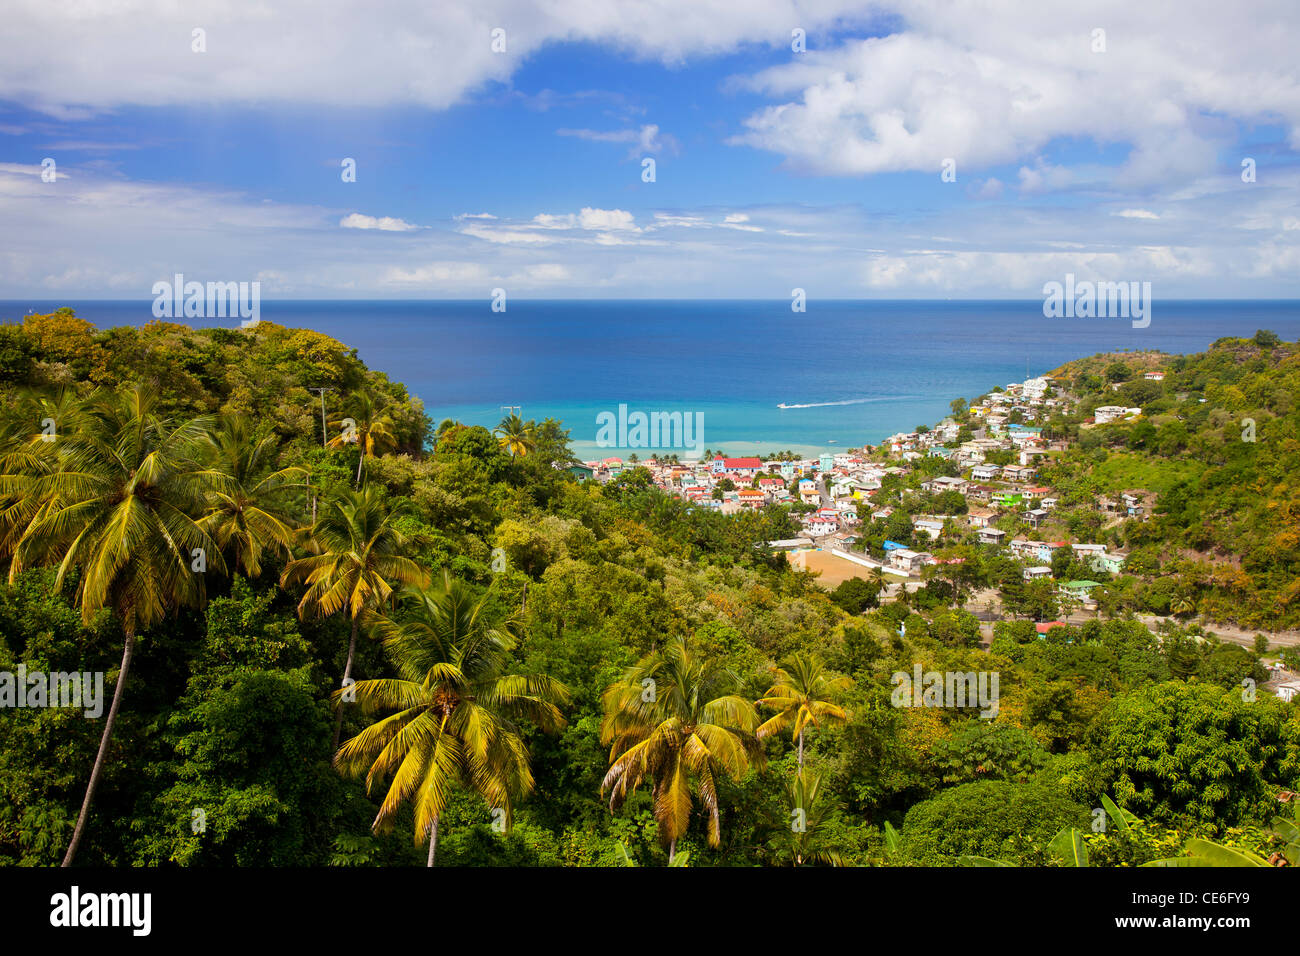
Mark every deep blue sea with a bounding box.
[5,299,1299,458]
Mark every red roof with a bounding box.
[717,457,763,468]
[1036,621,1068,634]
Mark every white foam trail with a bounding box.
[777,396,919,409]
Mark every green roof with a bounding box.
[1065,580,1101,588]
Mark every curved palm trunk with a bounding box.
[333,618,360,751]
[426,815,439,867]
[62,630,135,867]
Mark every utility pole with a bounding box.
[500,405,521,418]
[310,387,334,448]
[308,387,334,524]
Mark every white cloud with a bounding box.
[557,123,678,155]
[0,0,875,115]
[730,0,1300,185]
[2,158,1298,300]
[1116,209,1160,219]
[511,263,570,282]
[383,262,491,284]
[577,208,638,231]
[340,213,420,231]
[461,222,558,245]
[531,208,638,231]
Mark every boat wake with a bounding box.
[777,396,917,409]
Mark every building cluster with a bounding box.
[571,375,1152,603]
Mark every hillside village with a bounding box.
[576,374,1150,615]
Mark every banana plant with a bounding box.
[882,820,902,863]
[1143,838,1271,867]
[1270,817,1299,865]
[1099,793,1139,831]
[1268,791,1298,865]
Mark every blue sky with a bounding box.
[1,0,1298,299]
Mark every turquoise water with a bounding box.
[6,299,1299,457]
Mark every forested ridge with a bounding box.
[1039,330,1300,629]
[0,310,1296,868]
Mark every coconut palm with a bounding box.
[281,486,429,748]
[334,573,568,865]
[494,413,535,458]
[761,771,846,867]
[756,653,851,770]
[433,418,462,451]
[198,415,306,578]
[8,384,229,866]
[600,636,762,862]
[0,387,87,561]
[328,391,397,486]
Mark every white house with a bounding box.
[804,516,838,537]
[922,475,968,494]
[888,549,931,573]
[1071,543,1108,559]
[1094,406,1143,425]
[912,518,945,539]
[1272,680,1300,703]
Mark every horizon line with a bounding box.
[5,296,1300,304]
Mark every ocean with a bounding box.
[5,299,1299,459]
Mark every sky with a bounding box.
[1,0,1299,299]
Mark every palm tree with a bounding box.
[335,573,568,865]
[0,387,87,561]
[281,487,429,749]
[8,385,229,866]
[762,771,846,866]
[870,565,887,593]
[432,418,462,452]
[198,416,306,579]
[328,391,397,486]
[494,413,535,458]
[756,653,851,770]
[600,636,762,862]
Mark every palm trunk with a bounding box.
[797,730,804,771]
[668,837,676,866]
[355,449,364,487]
[62,630,135,867]
[426,815,440,867]
[333,617,359,751]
